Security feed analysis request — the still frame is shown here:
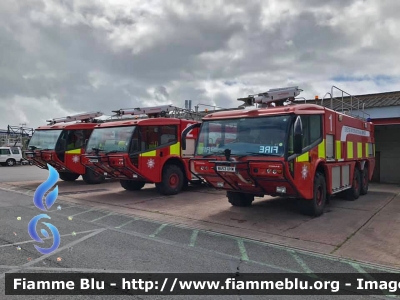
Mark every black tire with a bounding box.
[227,191,254,207]
[120,180,145,191]
[345,168,361,201]
[360,167,369,195]
[6,159,16,166]
[155,164,184,195]
[82,167,105,184]
[299,172,326,217]
[59,172,80,181]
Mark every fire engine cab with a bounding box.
[80,105,201,195]
[182,86,375,217]
[25,112,106,184]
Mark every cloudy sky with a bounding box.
[1,0,399,129]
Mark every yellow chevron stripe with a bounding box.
[296,152,309,162]
[140,150,156,157]
[336,141,341,160]
[318,140,325,159]
[357,142,363,158]
[65,149,81,154]
[347,141,353,159]
[170,142,180,155]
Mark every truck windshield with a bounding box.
[195,115,291,157]
[28,130,62,150]
[86,126,136,153]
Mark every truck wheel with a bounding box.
[227,191,254,207]
[155,164,184,195]
[120,180,145,191]
[6,159,16,166]
[360,167,369,195]
[345,168,361,201]
[82,168,105,184]
[59,172,80,181]
[299,172,326,217]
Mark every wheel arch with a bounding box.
[162,157,187,180]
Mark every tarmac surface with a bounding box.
[0,165,399,299]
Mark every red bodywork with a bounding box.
[24,123,97,175]
[81,118,200,183]
[189,104,375,200]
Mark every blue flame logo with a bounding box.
[28,164,61,255]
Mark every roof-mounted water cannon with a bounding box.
[46,112,103,125]
[238,86,303,108]
[112,105,183,118]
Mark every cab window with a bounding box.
[302,115,322,147]
[287,114,322,155]
[138,125,177,151]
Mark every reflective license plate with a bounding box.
[89,159,98,163]
[216,166,235,172]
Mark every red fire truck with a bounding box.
[80,105,201,195]
[25,112,106,184]
[182,86,375,216]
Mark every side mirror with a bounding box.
[293,116,303,154]
[181,123,201,150]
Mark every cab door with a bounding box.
[138,126,162,181]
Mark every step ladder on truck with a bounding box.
[182,86,375,217]
[80,105,202,195]
[24,112,108,184]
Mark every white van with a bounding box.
[0,146,23,166]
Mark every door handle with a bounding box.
[160,151,163,157]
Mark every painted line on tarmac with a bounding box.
[237,239,249,261]
[68,207,96,217]
[149,224,168,238]
[189,230,199,247]
[0,229,106,279]
[115,219,136,229]
[110,224,297,273]
[287,249,317,278]
[90,212,114,222]
[0,265,17,269]
[3,184,400,274]
[186,227,400,274]
[0,229,101,248]
[34,200,400,274]
[349,263,399,298]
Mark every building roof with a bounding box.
[301,90,400,111]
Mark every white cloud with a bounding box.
[0,0,399,130]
